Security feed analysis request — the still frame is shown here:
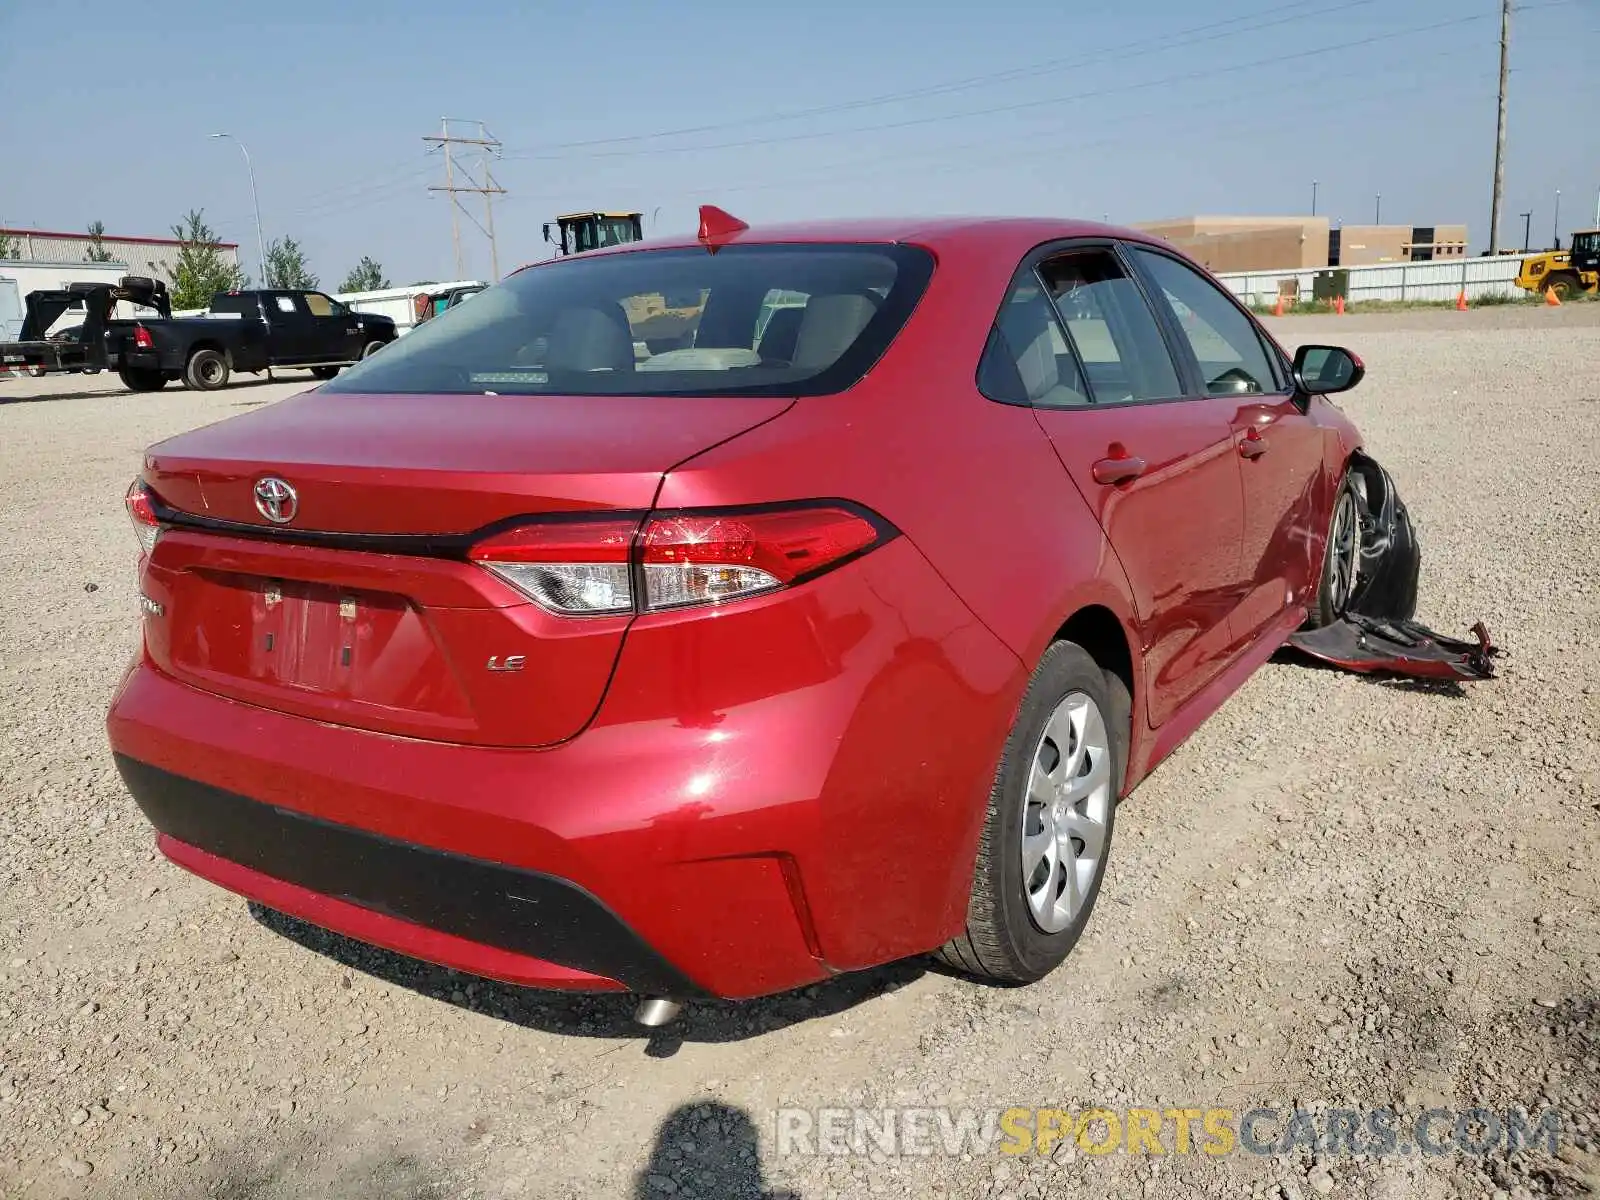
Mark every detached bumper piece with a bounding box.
[1290,616,1501,681]
[112,754,708,998]
[1288,454,1502,683]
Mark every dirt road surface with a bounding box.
[3,308,1599,1199]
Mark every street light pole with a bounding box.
[1311,180,1318,216]
[1552,189,1561,249]
[210,133,267,287]
[1519,211,1532,251]
[1374,192,1381,225]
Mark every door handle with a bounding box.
[1239,429,1268,459]
[1091,455,1147,485]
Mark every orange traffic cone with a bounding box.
[1456,289,1469,311]
[1334,295,1346,316]
[1545,286,1562,307]
[1273,295,1286,317]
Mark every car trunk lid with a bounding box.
[137,390,793,747]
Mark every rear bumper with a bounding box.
[117,755,704,995]
[106,537,1026,999]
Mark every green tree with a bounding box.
[85,220,115,262]
[0,231,17,259]
[264,236,317,290]
[169,210,248,309]
[339,256,389,293]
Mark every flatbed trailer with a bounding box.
[0,277,169,378]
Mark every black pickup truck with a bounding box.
[0,278,398,392]
[118,288,398,390]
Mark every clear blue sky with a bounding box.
[2,0,1596,286]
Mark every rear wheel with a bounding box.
[118,367,168,392]
[184,348,230,390]
[937,641,1127,985]
[361,340,386,359]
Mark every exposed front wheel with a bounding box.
[184,348,230,391]
[361,340,386,359]
[937,641,1127,985]
[118,367,168,392]
[1312,472,1362,627]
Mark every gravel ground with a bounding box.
[2,306,1598,1200]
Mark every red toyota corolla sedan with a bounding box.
[107,209,1370,1010]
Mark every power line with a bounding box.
[501,0,1380,156]
[502,11,1499,164]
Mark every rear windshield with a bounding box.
[322,243,934,398]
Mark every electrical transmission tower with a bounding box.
[423,119,508,281]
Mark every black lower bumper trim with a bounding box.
[113,754,707,998]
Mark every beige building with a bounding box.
[1131,216,1330,273]
[0,226,242,287]
[1331,223,1467,266]
[1131,216,1469,273]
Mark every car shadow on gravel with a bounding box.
[248,903,925,1053]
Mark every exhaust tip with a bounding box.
[634,997,682,1028]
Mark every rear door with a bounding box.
[1127,244,1329,645]
[256,292,317,362]
[982,244,1247,726]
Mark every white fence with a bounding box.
[1216,254,1525,306]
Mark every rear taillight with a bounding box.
[132,324,154,349]
[126,480,162,557]
[468,504,892,617]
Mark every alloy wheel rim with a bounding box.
[1020,690,1112,934]
[1329,490,1360,613]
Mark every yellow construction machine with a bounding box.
[1515,229,1599,300]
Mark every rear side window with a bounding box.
[1128,247,1280,395]
[324,244,934,398]
[208,294,255,316]
[976,274,1091,408]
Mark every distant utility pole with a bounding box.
[1374,193,1382,225]
[423,119,508,281]
[1489,0,1512,254]
[1520,211,1532,251]
[1311,180,1319,216]
[1552,190,1561,248]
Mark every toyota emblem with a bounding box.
[253,476,298,525]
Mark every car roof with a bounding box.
[543,215,1171,261]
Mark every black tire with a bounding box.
[184,348,230,391]
[310,366,341,380]
[361,340,386,359]
[937,641,1129,984]
[118,367,168,392]
[1311,470,1361,628]
[1545,273,1583,302]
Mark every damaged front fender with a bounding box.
[1288,452,1502,681]
[1343,452,1420,622]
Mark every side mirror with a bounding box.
[1293,344,1364,395]
[542,224,551,244]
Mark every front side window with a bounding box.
[323,243,934,398]
[1129,247,1279,396]
[1038,250,1183,404]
